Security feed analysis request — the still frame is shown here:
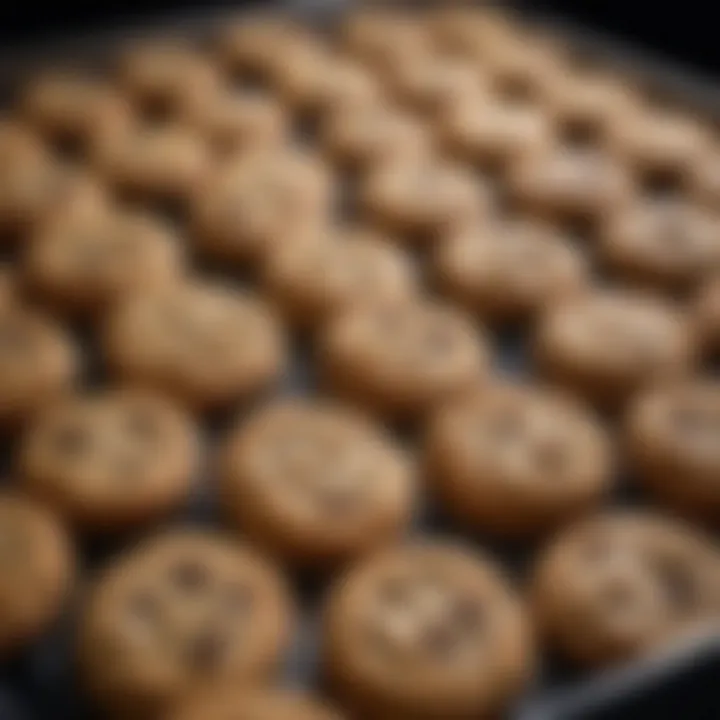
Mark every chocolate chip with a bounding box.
[128,591,160,625]
[187,629,227,671]
[653,558,698,614]
[450,597,485,635]
[421,621,460,658]
[169,560,210,592]
[53,425,88,457]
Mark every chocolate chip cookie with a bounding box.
[426,382,612,538]
[319,299,489,421]
[0,493,75,656]
[19,388,200,532]
[103,281,285,411]
[78,530,295,719]
[220,398,415,568]
[532,512,720,667]
[323,541,534,720]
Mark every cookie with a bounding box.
[78,530,295,719]
[626,380,720,523]
[321,103,430,171]
[103,281,285,411]
[319,299,489,421]
[532,512,720,667]
[599,199,720,294]
[19,388,199,532]
[118,41,221,120]
[433,217,587,323]
[24,207,184,315]
[0,493,75,656]
[0,304,79,428]
[220,398,415,568]
[361,157,489,242]
[191,148,331,267]
[323,541,533,720]
[425,382,612,538]
[264,226,417,330]
[694,276,720,355]
[166,687,344,720]
[21,73,130,156]
[534,289,696,409]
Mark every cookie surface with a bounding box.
[320,299,489,421]
[534,290,695,409]
[0,493,75,656]
[78,530,295,719]
[19,388,200,531]
[426,382,612,538]
[104,281,285,411]
[220,398,415,567]
[323,541,533,720]
[532,512,720,667]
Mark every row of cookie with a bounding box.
[2,491,718,719]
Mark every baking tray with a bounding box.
[1,2,720,719]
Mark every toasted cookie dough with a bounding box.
[166,687,345,720]
[361,157,489,242]
[191,148,331,267]
[626,380,720,523]
[426,382,612,538]
[433,218,587,323]
[25,207,184,315]
[78,531,295,720]
[220,398,415,568]
[532,512,720,668]
[323,541,534,720]
[694,276,720,355]
[319,299,489,421]
[103,281,285,412]
[534,290,696,409]
[19,389,200,532]
[0,493,75,656]
[264,226,417,329]
[0,305,79,428]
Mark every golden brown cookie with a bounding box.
[166,687,345,720]
[0,493,75,656]
[103,281,285,412]
[599,199,720,294]
[19,388,200,532]
[220,398,414,568]
[626,380,720,523]
[323,541,534,720]
[532,512,720,668]
[78,530,295,720]
[433,217,587,324]
[319,299,489,422]
[264,226,417,330]
[426,382,612,538]
[24,207,184,316]
[0,304,79,428]
[191,148,331,267]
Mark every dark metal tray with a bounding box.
[1,3,720,719]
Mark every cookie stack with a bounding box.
[1,6,719,720]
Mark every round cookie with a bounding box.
[264,226,417,330]
[24,207,184,315]
[626,380,720,523]
[425,382,612,538]
[166,688,344,720]
[361,157,489,242]
[0,305,79,428]
[694,276,720,355]
[321,103,431,171]
[319,299,489,421]
[323,541,534,720]
[599,199,720,294]
[191,148,331,267]
[103,281,285,412]
[78,530,295,720]
[0,493,74,656]
[433,217,587,324]
[220,398,415,568]
[534,289,696,409]
[19,388,200,532]
[531,512,720,668]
